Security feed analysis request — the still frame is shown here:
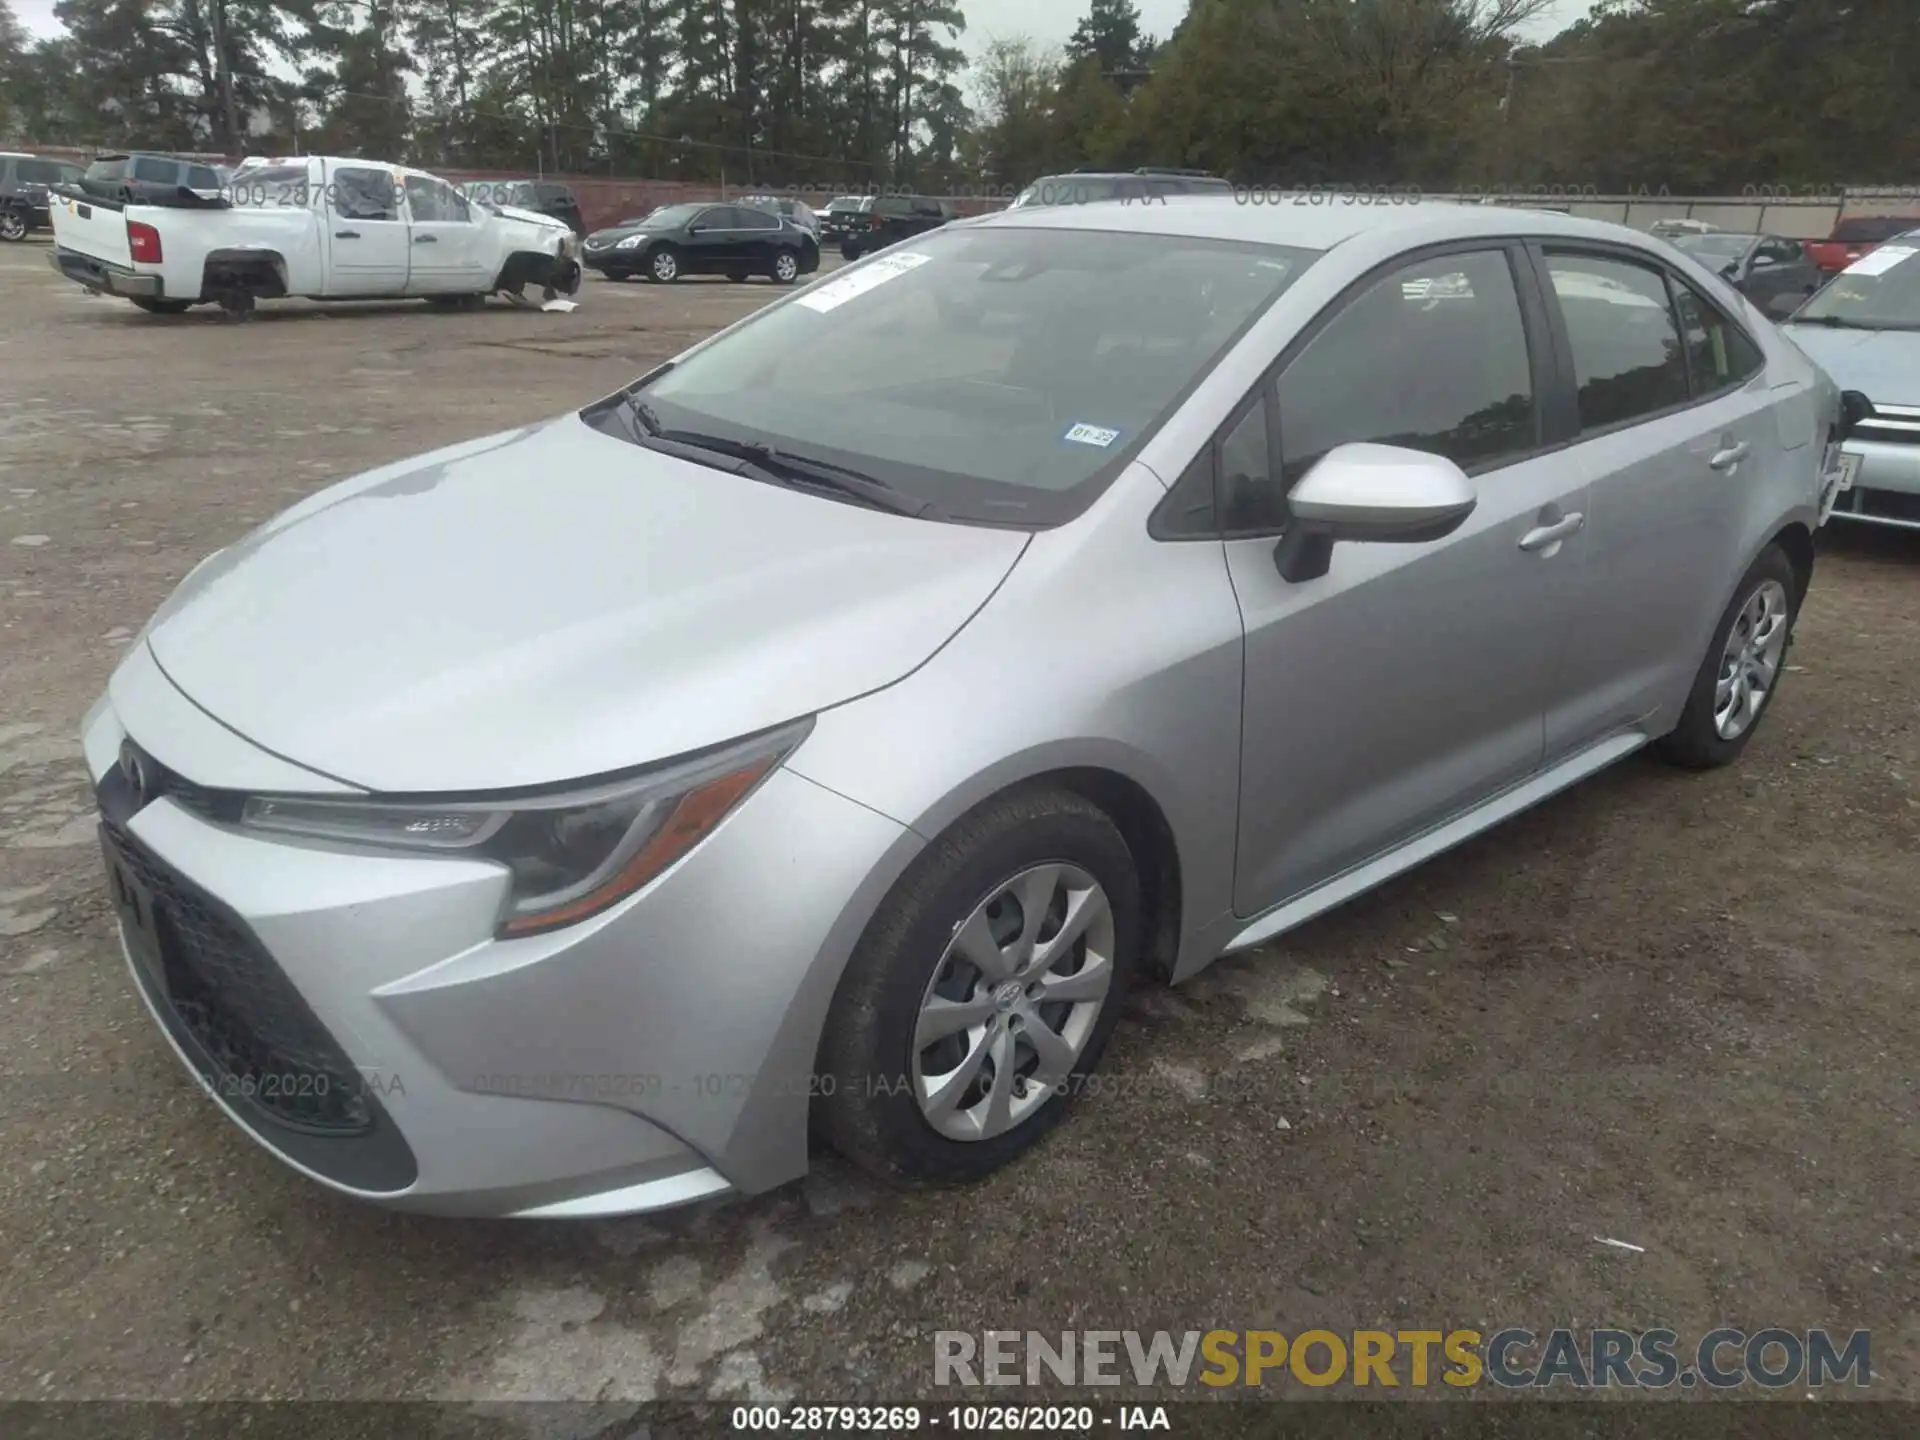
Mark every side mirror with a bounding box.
[1839,390,1875,440]
[1272,444,1478,584]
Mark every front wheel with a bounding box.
[647,247,680,283]
[1655,543,1799,770]
[815,787,1141,1186]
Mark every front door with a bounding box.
[403,173,491,293]
[324,164,409,295]
[1227,245,1590,914]
[682,205,742,274]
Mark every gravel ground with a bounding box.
[1,238,1916,1419]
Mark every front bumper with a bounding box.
[1831,431,1920,530]
[85,648,918,1217]
[49,246,162,298]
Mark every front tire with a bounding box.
[647,247,680,283]
[1655,543,1799,770]
[816,787,1141,1186]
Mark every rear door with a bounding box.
[732,204,784,271]
[323,163,410,294]
[403,172,491,293]
[683,205,742,273]
[1532,246,1775,758]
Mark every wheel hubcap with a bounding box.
[912,863,1115,1143]
[0,215,23,239]
[654,254,674,279]
[1713,578,1790,740]
[777,255,796,279]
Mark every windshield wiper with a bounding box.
[1789,314,1880,329]
[636,423,936,518]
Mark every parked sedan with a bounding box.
[0,152,87,240]
[1669,231,1821,317]
[583,201,819,283]
[1780,231,1920,530]
[88,200,1846,1218]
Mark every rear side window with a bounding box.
[132,157,176,183]
[1276,248,1538,489]
[1546,253,1690,431]
[1833,217,1918,244]
[1671,283,1764,396]
[185,165,220,190]
[85,158,130,183]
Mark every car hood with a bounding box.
[1779,323,1920,407]
[142,416,1029,793]
[494,202,569,233]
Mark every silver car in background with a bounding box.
[88,199,1845,1219]
[1780,230,1920,530]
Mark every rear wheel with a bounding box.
[771,250,800,284]
[0,206,28,242]
[216,292,256,322]
[1655,544,1799,770]
[815,787,1141,1186]
[129,297,191,315]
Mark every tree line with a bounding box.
[1,0,1916,193]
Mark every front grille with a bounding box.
[104,820,372,1136]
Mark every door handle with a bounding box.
[1518,512,1585,552]
[334,230,360,239]
[413,234,437,244]
[1709,440,1750,470]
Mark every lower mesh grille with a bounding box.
[104,821,372,1135]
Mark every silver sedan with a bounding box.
[88,197,1847,1217]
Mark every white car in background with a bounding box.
[47,154,582,319]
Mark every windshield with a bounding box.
[1673,234,1752,262]
[1793,241,1920,327]
[602,226,1319,525]
[634,203,702,230]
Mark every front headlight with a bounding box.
[238,719,811,936]
[616,234,643,249]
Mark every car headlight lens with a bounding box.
[616,234,642,249]
[238,719,812,936]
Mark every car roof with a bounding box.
[963,195,1683,256]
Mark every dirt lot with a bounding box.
[1,238,1916,1417]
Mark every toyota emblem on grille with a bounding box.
[120,742,151,808]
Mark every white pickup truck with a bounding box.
[47,154,582,318]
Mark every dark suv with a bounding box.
[840,194,957,260]
[0,153,88,241]
[465,179,587,236]
[1008,167,1233,211]
[76,153,229,206]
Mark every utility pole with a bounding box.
[209,0,240,151]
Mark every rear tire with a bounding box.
[1654,544,1799,770]
[771,250,800,284]
[216,292,255,322]
[129,298,191,315]
[815,787,1141,1187]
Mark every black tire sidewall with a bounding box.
[817,791,1142,1185]
[1660,544,1799,769]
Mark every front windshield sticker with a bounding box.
[795,251,932,313]
[1063,423,1121,448]
[1844,245,1917,277]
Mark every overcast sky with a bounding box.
[12,0,1598,50]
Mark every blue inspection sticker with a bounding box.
[1063,423,1122,448]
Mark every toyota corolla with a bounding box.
[88,199,1851,1218]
